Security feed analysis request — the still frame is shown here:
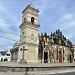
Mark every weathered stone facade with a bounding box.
[73,44,75,62]
[10,42,19,62]
[38,30,74,63]
[10,4,74,63]
[11,4,40,63]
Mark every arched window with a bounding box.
[24,18,26,22]
[31,17,34,24]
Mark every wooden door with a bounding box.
[59,51,62,63]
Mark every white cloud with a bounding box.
[54,13,75,41]
[0,0,75,51]
[58,13,73,23]
[0,1,20,51]
[32,1,75,43]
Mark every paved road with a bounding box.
[0,70,75,75]
[52,72,75,75]
[0,62,75,75]
[27,69,75,75]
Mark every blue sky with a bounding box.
[0,0,75,51]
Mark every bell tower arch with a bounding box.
[22,4,39,25]
[31,17,34,24]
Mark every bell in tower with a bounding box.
[31,17,34,24]
[21,4,39,25]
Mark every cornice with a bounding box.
[22,11,38,18]
[22,5,39,14]
[19,22,40,29]
[18,42,38,46]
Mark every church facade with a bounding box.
[39,30,74,63]
[10,4,74,63]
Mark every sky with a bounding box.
[0,0,75,51]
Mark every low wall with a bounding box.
[0,66,75,72]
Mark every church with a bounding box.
[10,4,74,63]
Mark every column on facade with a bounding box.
[58,46,59,63]
[53,45,54,63]
[48,48,50,63]
[67,47,69,63]
[63,47,64,63]
[53,44,54,63]
[56,46,58,63]
[65,47,67,63]
[50,43,51,63]
[53,45,56,63]
[11,52,13,60]
[55,45,58,63]
[67,47,70,63]
[42,48,44,63]
[64,47,66,63]
[51,44,53,63]
[47,38,50,63]
[62,46,63,63]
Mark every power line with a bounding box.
[0,30,25,38]
[0,31,19,36]
[0,35,18,42]
[0,30,28,42]
[0,0,41,42]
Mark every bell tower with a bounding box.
[22,4,39,25]
[18,4,40,63]
[20,4,40,44]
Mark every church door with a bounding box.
[59,51,62,63]
[69,55,72,63]
[44,52,48,63]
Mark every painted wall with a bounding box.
[0,52,11,62]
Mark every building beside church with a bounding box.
[10,4,74,63]
[0,51,10,62]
